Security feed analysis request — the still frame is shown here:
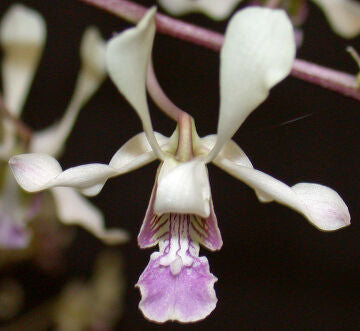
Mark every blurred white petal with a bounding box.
[154,158,211,218]
[158,0,242,20]
[312,0,360,38]
[206,7,295,162]
[106,8,164,160]
[30,27,106,157]
[215,157,350,231]
[51,187,128,244]
[0,4,46,116]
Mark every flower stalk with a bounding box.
[146,59,186,122]
[77,0,360,101]
[0,93,32,148]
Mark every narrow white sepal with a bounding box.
[106,8,164,160]
[215,158,350,231]
[311,0,360,38]
[158,0,242,20]
[0,4,46,116]
[30,26,106,157]
[206,7,295,162]
[51,187,129,244]
[154,158,211,218]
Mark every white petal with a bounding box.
[0,4,46,116]
[109,132,169,171]
[154,158,211,218]
[106,8,164,160]
[51,187,128,244]
[311,0,360,38]
[9,153,62,192]
[82,132,170,196]
[206,7,295,162]
[198,134,253,168]
[11,133,166,196]
[9,153,117,194]
[199,135,270,202]
[292,183,350,231]
[215,158,350,231]
[158,0,242,20]
[30,27,106,157]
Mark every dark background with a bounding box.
[0,0,359,330]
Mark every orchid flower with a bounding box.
[0,4,127,248]
[158,0,360,38]
[9,7,350,323]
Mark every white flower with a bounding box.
[311,0,360,38]
[8,7,350,322]
[158,0,360,38]
[158,0,242,20]
[0,4,127,247]
[9,7,350,232]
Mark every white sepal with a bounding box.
[30,27,106,157]
[51,187,129,244]
[106,8,164,160]
[154,158,211,218]
[0,4,46,116]
[158,0,242,20]
[215,158,350,231]
[311,0,360,38]
[206,7,295,162]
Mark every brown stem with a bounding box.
[0,94,32,149]
[77,0,360,102]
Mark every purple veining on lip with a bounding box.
[138,184,222,251]
[136,213,218,323]
[190,200,222,251]
[138,184,165,248]
[0,216,31,249]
